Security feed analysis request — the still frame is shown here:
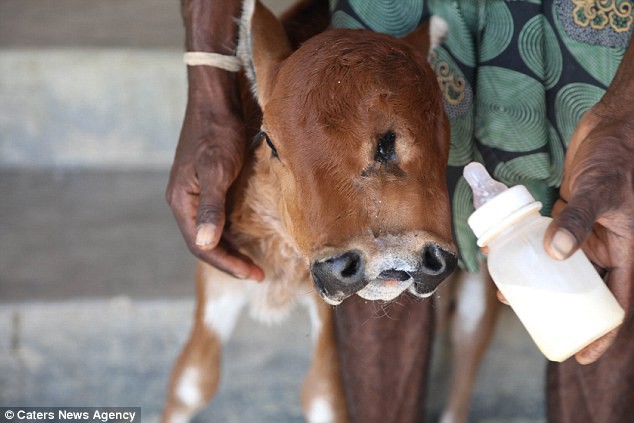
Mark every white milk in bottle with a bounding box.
[463,162,624,362]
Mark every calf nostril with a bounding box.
[409,244,458,297]
[421,243,455,275]
[422,245,444,273]
[323,250,364,280]
[310,250,369,302]
[339,253,361,278]
[378,269,411,281]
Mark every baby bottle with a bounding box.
[463,162,624,362]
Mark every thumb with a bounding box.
[195,168,233,250]
[544,190,603,261]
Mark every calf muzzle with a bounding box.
[310,250,369,305]
[310,242,457,305]
[408,243,457,298]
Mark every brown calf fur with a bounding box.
[161,1,460,422]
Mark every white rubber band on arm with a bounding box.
[183,52,241,72]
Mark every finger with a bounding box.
[604,266,633,318]
[575,328,618,365]
[195,193,228,251]
[196,240,266,282]
[169,186,201,251]
[169,185,265,281]
[496,290,509,305]
[544,190,604,260]
[194,154,266,280]
[195,158,237,249]
[574,265,631,364]
[195,223,222,250]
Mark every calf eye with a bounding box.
[256,130,279,159]
[375,130,396,164]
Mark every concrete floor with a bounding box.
[0,0,547,421]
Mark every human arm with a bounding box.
[544,38,634,364]
[166,0,264,281]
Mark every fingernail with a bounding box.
[195,223,217,249]
[252,268,266,282]
[236,268,265,281]
[550,229,576,260]
[234,271,249,280]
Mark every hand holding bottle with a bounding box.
[465,163,625,363]
[543,103,634,364]
[542,38,634,364]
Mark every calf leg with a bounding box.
[300,294,348,423]
[439,266,500,423]
[161,272,246,423]
[161,322,223,423]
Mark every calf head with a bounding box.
[239,1,456,305]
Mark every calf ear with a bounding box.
[403,16,448,60]
[238,0,293,108]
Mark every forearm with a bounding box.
[181,0,245,114]
[182,0,242,53]
[601,37,634,122]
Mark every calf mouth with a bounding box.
[310,236,457,305]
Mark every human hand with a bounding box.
[543,102,634,364]
[166,81,265,281]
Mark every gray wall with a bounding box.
[0,0,293,169]
[0,50,186,168]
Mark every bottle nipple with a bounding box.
[463,162,509,209]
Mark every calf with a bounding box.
[161,1,456,422]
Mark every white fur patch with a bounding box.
[455,271,487,334]
[439,410,456,423]
[237,0,258,97]
[247,280,297,325]
[166,411,191,423]
[357,279,412,302]
[203,295,246,343]
[177,367,203,408]
[300,296,322,344]
[307,397,335,423]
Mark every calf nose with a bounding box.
[378,269,411,281]
[412,243,457,295]
[310,250,368,303]
[421,243,456,278]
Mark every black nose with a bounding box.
[412,243,457,294]
[421,243,455,276]
[310,250,368,302]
